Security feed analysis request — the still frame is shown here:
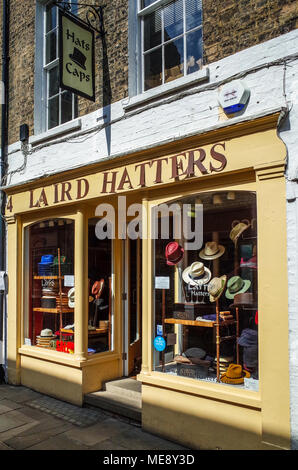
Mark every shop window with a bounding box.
[153,191,259,389]
[24,218,75,354]
[139,0,203,92]
[87,219,113,355]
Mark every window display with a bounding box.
[153,191,258,388]
[87,218,113,355]
[24,218,75,353]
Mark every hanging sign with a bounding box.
[59,10,95,102]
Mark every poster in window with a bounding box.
[59,10,95,102]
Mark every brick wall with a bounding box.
[4,0,298,145]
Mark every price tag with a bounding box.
[155,277,170,290]
[64,275,75,287]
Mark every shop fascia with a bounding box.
[18,142,227,211]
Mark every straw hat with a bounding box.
[182,262,211,286]
[220,364,250,384]
[68,287,75,308]
[40,328,54,337]
[199,241,225,260]
[208,275,227,302]
[225,276,251,299]
[229,222,249,245]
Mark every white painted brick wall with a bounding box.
[4,28,298,448]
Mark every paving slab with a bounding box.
[0,399,24,414]
[26,433,90,450]
[63,417,133,446]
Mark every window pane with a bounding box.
[185,0,202,31]
[61,91,73,125]
[165,37,184,83]
[46,30,57,64]
[48,66,59,98]
[88,219,113,355]
[153,191,259,388]
[46,5,57,33]
[25,219,75,354]
[144,9,162,51]
[144,48,162,91]
[164,0,183,42]
[142,0,158,8]
[48,95,59,129]
[186,28,203,74]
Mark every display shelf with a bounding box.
[33,275,63,280]
[164,318,236,328]
[33,307,74,314]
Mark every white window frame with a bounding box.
[137,0,203,93]
[34,0,78,135]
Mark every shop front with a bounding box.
[4,111,290,449]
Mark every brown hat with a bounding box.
[220,364,250,384]
[199,241,225,260]
[229,292,255,308]
[230,222,249,245]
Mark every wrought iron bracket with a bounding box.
[54,1,105,37]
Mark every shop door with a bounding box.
[123,238,142,377]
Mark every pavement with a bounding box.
[0,383,187,451]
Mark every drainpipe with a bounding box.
[0,0,9,382]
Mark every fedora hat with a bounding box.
[220,363,250,384]
[208,275,227,302]
[199,241,225,260]
[40,328,55,338]
[68,287,75,308]
[225,276,251,299]
[182,262,211,286]
[229,222,249,245]
[69,47,87,70]
[165,242,184,266]
[229,292,255,308]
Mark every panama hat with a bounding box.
[225,276,251,299]
[182,262,211,286]
[208,275,227,302]
[199,241,225,260]
[220,363,250,384]
[68,287,75,308]
[165,242,184,266]
[40,328,55,337]
[229,222,249,245]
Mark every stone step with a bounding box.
[104,378,142,400]
[84,390,142,422]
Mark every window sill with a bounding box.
[29,118,82,147]
[138,371,261,410]
[123,67,209,111]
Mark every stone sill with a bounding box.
[123,67,210,111]
[29,118,82,147]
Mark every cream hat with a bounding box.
[229,222,249,245]
[208,275,227,302]
[182,262,211,286]
[68,287,75,308]
[199,241,225,260]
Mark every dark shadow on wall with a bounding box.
[101,10,112,157]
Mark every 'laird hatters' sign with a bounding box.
[59,10,95,101]
[5,143,228,213]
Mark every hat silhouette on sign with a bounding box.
[69,47,87,70]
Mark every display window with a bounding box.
[24,218,75,354]
[153,190,259,388]
[87,218,113,355]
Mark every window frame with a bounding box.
[138,0,203,93]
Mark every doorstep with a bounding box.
[84,378,142,423]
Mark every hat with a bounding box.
[229,222,249,245]
[229,292,255,308]
[40,254,54,264]
[165,242,184,266]
[69,47,87,70]
[208,275,227,302]
[225,276,251,299]
[53,255,66,265]
[40,328,54,337]
[220,364,250,384]
[68,287,75,308]
[182,262,211,286]
[199,241,225,260]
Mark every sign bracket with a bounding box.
[54,1,105,37]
